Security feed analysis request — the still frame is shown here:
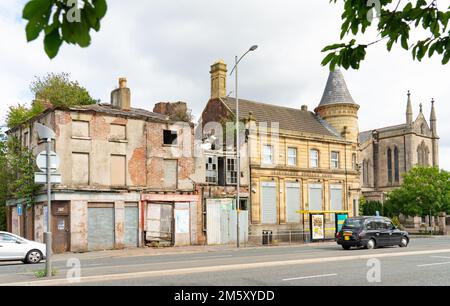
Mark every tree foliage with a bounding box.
[323,0,450,70]
[385,166,450,217]
[23,0,108,59]
[0,133,40,231]
[6,72,96,129]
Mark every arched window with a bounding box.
[417,141,430,166]
[387,148,392,183]
[421,124,425,134]
[394,147,400,183]
[363,160,368,185]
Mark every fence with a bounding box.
[244,228,338,247]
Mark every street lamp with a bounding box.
[35,123,56,278]
[230,45,258,248]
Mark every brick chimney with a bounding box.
[210,60,227,99]
[111,77,131,110]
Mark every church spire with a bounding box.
[406,90,413,125]
[430,98,437,136]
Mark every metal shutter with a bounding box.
[286,182,301,223]
[330,185,343,211]
[308,184,323,211]
[88,204,114,251]
[261,182,277,224]
[124,205,138,247]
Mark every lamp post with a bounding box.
[35,123,56,277]
[230,45,258,248]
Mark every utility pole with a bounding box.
[45,137,52,277]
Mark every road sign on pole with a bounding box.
[36,151,60,173]
[34,173,62,184]
[17,204,22,217]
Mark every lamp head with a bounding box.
[249,45,258,52]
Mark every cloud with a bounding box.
[0,0,449,168]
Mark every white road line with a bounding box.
[417,261,450,267]
[282,274,338,282]
[192,255,233,260]
[430,255,450,259]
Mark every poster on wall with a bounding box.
[310,213,325,241]
[335,213,348,234]
[175,210,190,234]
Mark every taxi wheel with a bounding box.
[366,239,376,250]
[399,237,409,248]
[342,245,351,250]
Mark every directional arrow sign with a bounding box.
[36,151,60,173]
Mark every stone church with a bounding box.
[359,92,439,203]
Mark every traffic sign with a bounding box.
[18,204,22,216]
[34,172,62,184]
[36,151,60,173]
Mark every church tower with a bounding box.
[430,99,439,166]
[315,69,360,143]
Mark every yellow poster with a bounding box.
[311,214,324,240]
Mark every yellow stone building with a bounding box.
[201,61,361,239]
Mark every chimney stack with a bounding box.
[210,60,227,99]
[111,77,131,110]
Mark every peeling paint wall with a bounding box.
[70,200,88,252]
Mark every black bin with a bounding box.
[262,230,273,245]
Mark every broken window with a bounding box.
[226,158,238,185]
[72,120,90,138]
[163,130,178,145]
[205,156,218,184]
[111,155,126,186]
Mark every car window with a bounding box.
[0,233,18,243]
[375,220,387,230]
[342,219,363,229]
[385,221,395,230]
[366,221,377,230]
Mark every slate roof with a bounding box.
[68,103,170,122]
[222,97,340,138]
[319,69,356,106]
[359,124,407,143]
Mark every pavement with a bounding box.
[0,236,449,286]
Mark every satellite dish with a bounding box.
[35,123,56,140]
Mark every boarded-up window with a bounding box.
[164,160,178,189]
[261,181,277,224]
[72,153,89,185]
[308,184,323,211]
[110,124,126,141]
[72,121,89,138]
[23,132,29,147]
[286,182,301,223]
[330,185,343,211]
[111,155,126,186]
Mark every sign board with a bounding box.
[335,213,348,234]
[36,151,60,173]
[34,172,62,184]
[175,210,190,234]
[310,213,325,241]
[17,204,23,217]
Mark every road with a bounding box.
[1,236,450,286]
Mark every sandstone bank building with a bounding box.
[201,61,361,239]
[7,79,203,253]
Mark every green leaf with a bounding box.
[44,29,63,59]
[321,53,335,66]
[22,0,51,20]
[93,0,108,19]
[321,43,345,52]
[25,18,44,42]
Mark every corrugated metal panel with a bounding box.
[308,184,323,211]
[286,182,301,223]
[206,200,222,245]
[124,206,138,247]
[261,182,277,224]
[330,185,343,211]
[88,206,114,251]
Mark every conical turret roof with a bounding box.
[318,69,356,106]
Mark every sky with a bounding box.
[0,0,449,168]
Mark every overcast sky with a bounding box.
[1,0,449,168]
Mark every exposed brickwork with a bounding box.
[91,114,110,140]
[129,147,146,186]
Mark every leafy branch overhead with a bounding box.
[322,0,450,70]
[23,0,108,59]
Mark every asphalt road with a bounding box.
[1,236,450,286]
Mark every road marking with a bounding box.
[282,274,337,281]
[192,255,233,260]
[417,261,450,267]
[430,255,450,259]
[5,248,450,286]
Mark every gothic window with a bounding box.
[420,124,425,135]
[363,159,370,186]
[417,141,430,166]
[394,147,400,183]
[387,148,392,183]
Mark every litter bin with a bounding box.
[262,230,273,245]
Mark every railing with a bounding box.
[244,228,337,247]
